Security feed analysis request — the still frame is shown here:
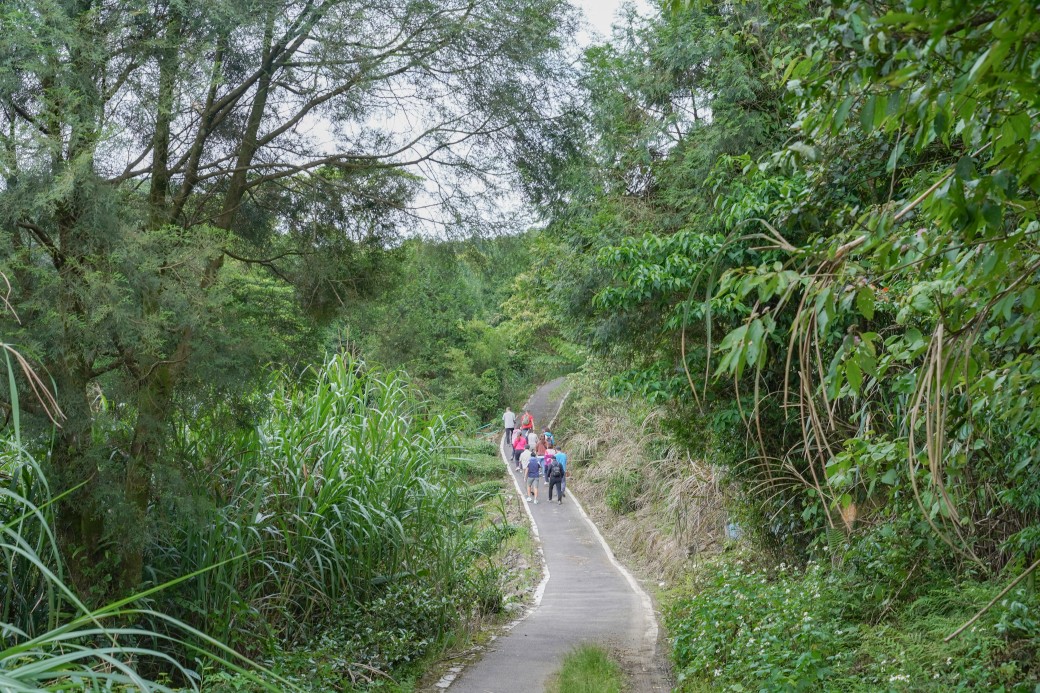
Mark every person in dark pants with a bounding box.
[555,450,568,499]
[502,407,515,451]
[525,452,542,504]
[547,455,565,503]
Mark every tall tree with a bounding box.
[0,0,574,590]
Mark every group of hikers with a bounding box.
[502,407,568,505]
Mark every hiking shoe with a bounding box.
[526,497,532,503]
[558,500,562,505]
[533,500,538,505]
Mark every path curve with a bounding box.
[446,378,671,692]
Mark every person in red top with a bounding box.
[520,410,534,431]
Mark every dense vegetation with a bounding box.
[527,0,1040,689]
[0,0,570,688]
[4,0,1040,689]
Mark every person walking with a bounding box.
[543,441,557,479]
[520,410,534,432]
[525,451,541,504]
[512,430,527,471]
[526,428,538,453]
[502,407,516,450]
[547,454,565,503]
[518,447,532,479]
[554,449,568,500]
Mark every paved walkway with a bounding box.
[448,378,671,693]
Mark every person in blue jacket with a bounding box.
[555,450,568,499]
[547,450,567,503]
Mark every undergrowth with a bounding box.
[667,542,1040,691]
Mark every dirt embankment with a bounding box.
[555,390,730,586]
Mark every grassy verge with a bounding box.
[546,645,626,693]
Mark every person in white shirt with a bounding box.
[518,447,532,475]
[503,407,516,450]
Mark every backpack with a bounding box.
[549,460,563,479]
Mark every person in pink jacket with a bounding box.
[511,430,527,471]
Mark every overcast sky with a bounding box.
[572,0,654,43]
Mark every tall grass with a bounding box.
[546,645,626,693]
[0,361,280,691]
[159,355,481,661]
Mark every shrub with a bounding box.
[454,452,504,481]
[605,470,642,515]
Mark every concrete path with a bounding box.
[447,378,671,693]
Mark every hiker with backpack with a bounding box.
[554,449,568,499]
[543,439,557,478]
[520,410,534,432]
[547,452,565,503]
[543,427,554,447]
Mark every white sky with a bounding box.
[572,0,654,44]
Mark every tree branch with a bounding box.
[17,221,64,269]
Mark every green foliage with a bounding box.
[0,0,578,595]
[694,0,1040,562]
[605,470,642,515]
[334,235,580,423]
[547,645,626,693]
[527,1,1040,687]
[154,356,488,660]
[0,402,281,692]
[534,0,1040,569]
[667,547,1040,691]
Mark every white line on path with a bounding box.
[498,384,658,648]
[539,388,659,651]
[439,381,659,688]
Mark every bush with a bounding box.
[472,522,519,557]
[460,437,500,458]
[605,470,642,515]
[156,356,484,660]
[468,566,505,617]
